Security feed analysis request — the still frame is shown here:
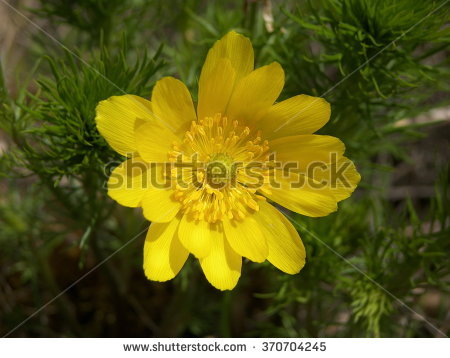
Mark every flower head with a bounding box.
[95,32,360,290]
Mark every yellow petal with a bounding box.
[267,135,360,208]
[95,95,154,156]
[257,95,331,139]
[140,164,181,223]
[134,121,179,163]
[199,222,241,290]
[311,156,361,202]
[151,77,197,135]
[226,62,285,124]
[141,190,181,223]
[200,31,254,87]
[178,214,212,258]
[223,215,268,262]
[108,159,181,222]
[255,201,305,274]
[197,58,236,120]
[107,156,150,207]
[264,169,338,217]
[143,216,189,282]
[270,134,345,171]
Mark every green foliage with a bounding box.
[0,0,449,338]
[30,0,190,48]
[11,41,163,178]
[32,0,125,43]
[274,0,450,156]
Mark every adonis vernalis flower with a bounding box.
[95,32,360,290]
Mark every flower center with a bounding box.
[168,113,271,223]
[205,153,236,189]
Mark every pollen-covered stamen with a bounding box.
[167,113,272,223]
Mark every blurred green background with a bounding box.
[0,0,449,337]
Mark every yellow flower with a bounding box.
[95,32,361,290]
